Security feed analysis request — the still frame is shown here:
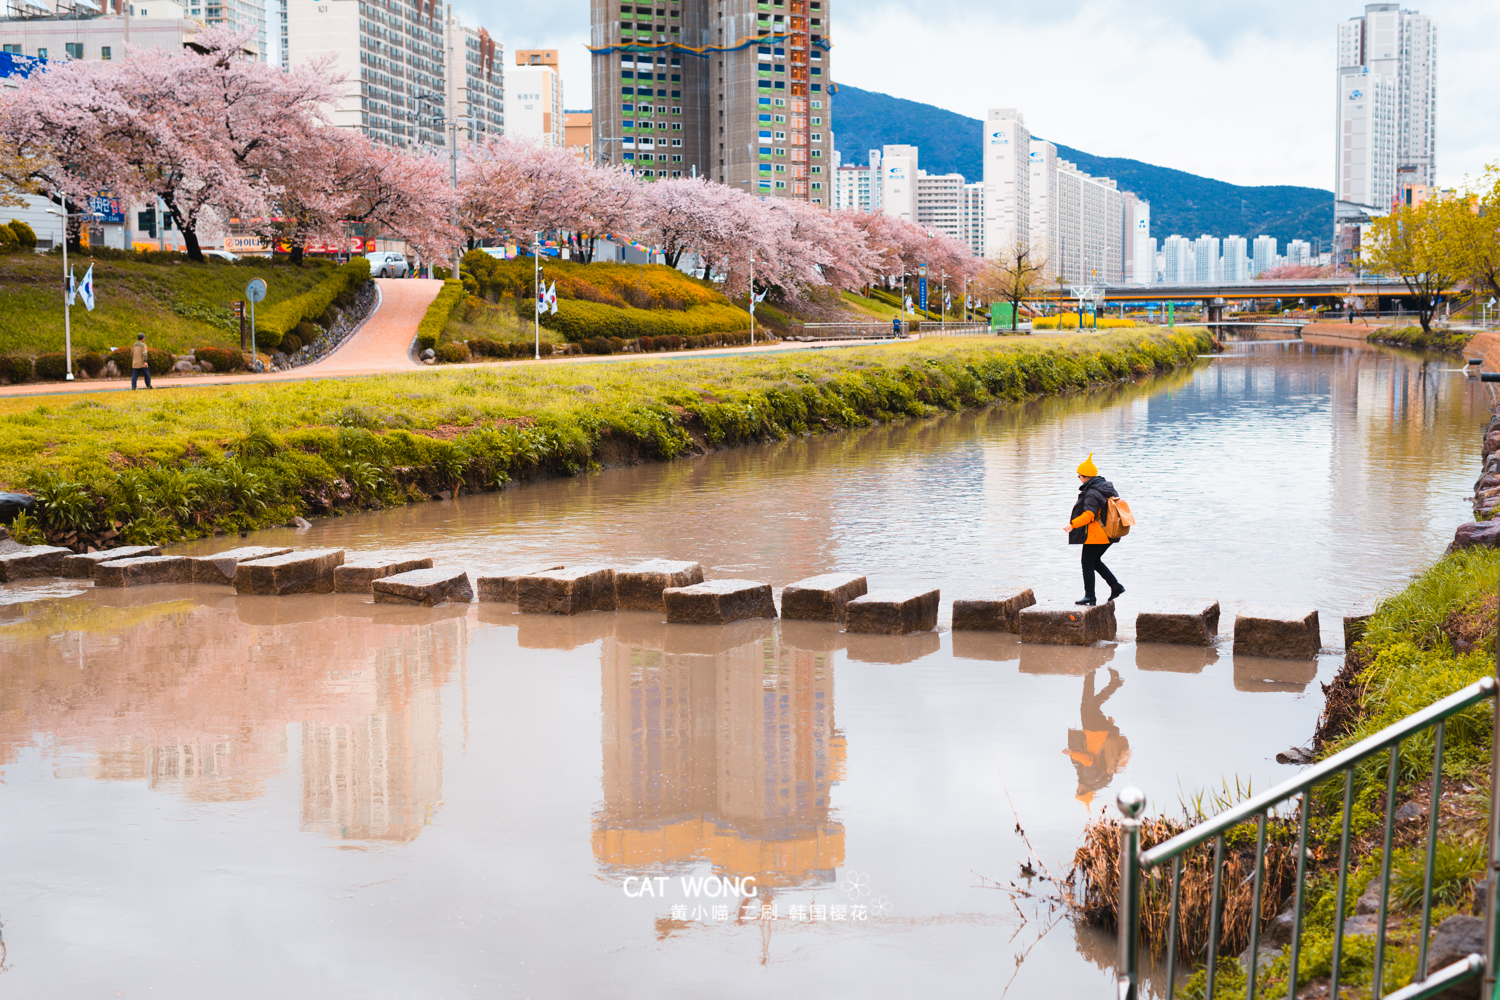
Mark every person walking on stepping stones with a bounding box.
[1065,452,1124,606]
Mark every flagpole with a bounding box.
[749,256,755,347]
[533,231,540,361]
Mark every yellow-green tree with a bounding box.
[1444,164,1500,304]
[1365,198,1461,333]
[974,240,1050,331]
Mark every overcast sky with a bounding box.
[457,0,1498,192]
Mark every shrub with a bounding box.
[1033,315,1137,330]
[33,352,69,380]
[467,337,502,358]
[581,337,614,355]
[417,280,466,351]
[542,299,751,342]
[146,348,172,375]
[294,319,320,344]
[435,341,471,363]
[3,355,31,382]
[7,219,37,249]
[253,256,370,349]
[278,332,303,354]
[0,224,17,253]
[195,346,244,372]
[78,351,105,377]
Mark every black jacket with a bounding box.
[1069,476,1119,545]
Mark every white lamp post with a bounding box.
[45,205,100,381]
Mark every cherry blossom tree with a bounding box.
[458,135,587,246]
[572,163,647,262]
[639,176,741,270]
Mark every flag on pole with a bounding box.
[66,267,77,306]
[944,290,951,310]
[749,287,766,314]
[547,280,559,315]
[78,264,95,311]
[904,295,914,315]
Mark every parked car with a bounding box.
[202,249,241,262]
[365,250,410,278]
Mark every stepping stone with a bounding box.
[1135,600,1220,646]
[372,567,474,606]
[233,549,345,596]
[60,545,163,579]
[334,556,435,593]
[1343,597,1379,648]
[845,588,940,635]
[476,562,566,602]
[615,559,705,611]
[190,545,293,585]
[952,587,1037,632]
[94,555,194,587]
[663,579,776,624]
[1018,600,1117,646]
[517,566,617,615]
[0,544,73,582]
[1232,606,1321,660]
[780,573,869,622]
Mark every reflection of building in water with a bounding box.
[301,642,449,843]
[593,629,845,890]
[0,597,458,841]
[1065,668,1130,808]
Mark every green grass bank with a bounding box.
[0,329,1209,547]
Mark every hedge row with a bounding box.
[253,257,370,349]
[459,250,725,311]
[0,345,250,384]
[540,299,751,342]
[1033,315,1137,330]
[418,280,466,352]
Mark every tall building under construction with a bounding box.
[589,0,832,204]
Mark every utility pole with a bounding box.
[533,231,541,360]
[749,256,755,346]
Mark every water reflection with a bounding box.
[593,618,845,894]
[0,590,459,841]
[1067,668,1131,808]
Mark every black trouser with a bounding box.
[1081,543,1120,601]
[131,365,151,389]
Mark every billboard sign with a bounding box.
[88,194,125,224]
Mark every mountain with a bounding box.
[830,84,1333,247]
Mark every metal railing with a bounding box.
[1115,675,1500,1000]
[793,322,905,341]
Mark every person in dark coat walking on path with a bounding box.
[1066,452,1124,606]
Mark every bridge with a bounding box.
[1051,277,1416,306]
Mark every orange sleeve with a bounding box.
[1070,511,1095,529]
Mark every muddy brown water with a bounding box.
[0,339,1488,997]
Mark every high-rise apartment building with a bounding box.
[509,49,563,146]
[1192,235,1220,282]
[1221,235,1249,280]
[564,110,593,161]
[1162,235,1193,284]
[182,0,266,60]
[1286,238,1312,266]
[880,143,918,224]
[960,181,984,259]
[1027,138,1124,286]
[287,0,449,149]
[444,16,503,145]
[588,0,832,198]
[1122,191,1151,285]
[1335,4,1436,228]
[1252,235,1278,277]
[916,169,964,242]
[983,108,1030,258]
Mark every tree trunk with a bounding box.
[289,241,305,266]
[181,226,204,263]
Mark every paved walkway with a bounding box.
[0,277,930,401]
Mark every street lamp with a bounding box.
[45,205,100,381]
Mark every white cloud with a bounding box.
[457,0,1499,190]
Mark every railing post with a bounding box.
[1487,572,1500,998]
[1118,787,1146,1000]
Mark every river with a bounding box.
[0,336,1487,997]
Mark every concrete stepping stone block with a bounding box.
[94,555,194,588]
[952,587,1037,632]
[663,579,776,624]
[780,573,869,622]
[1018,600,1117,646]
[334,556,435,593]
[476,563,566,603]
[845,589,940,635]
[233,549,345,596]
[1135,600,1220,646]
[60,545,163,579]
[190,546,293,585]
[0,544,73,582]
[1232,606,1321,660]
[1343,597,1379,648]
[517,566,617,615]
[615,559,706,611]
[372,567,474,607]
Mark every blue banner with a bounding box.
[89,194,125,224]
[919,277,927,312]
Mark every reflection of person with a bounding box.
[1065,668,1131,807]
[130,332,152,390]
[1065,453,1123,606]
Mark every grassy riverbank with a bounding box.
[1076,547,1498,998]
[0,329,1209,547]
[1367,325,1472,354]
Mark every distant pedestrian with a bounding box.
[130,332,152,390]
[1066,453,1124,606]
[892,316,901,337]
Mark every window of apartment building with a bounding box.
[64,42,83,58]
[775,181,786,189]
[623,120,635,128]
[672,170,682,177]
[811,182,822,191]
[759,129,772,139]
[622,103,634,111]
[811,165,822,174]
[1,44,19,53]
[671,106,681,114]
[811,100,821,109]
[811,117,821,125]
[774,147,787,157]
[774,131,785,140]
[671,138,682,146]
[773,114,786,123]
[36,47,46,57]
[810,149,821,157]
[810,133,821,142]
[670,123,681,131]
[774,164,786,173]
[758,146,772,155]
[774,98,786,106]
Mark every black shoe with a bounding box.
[1108,585,1125,601]
[1075,597,1096,606]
